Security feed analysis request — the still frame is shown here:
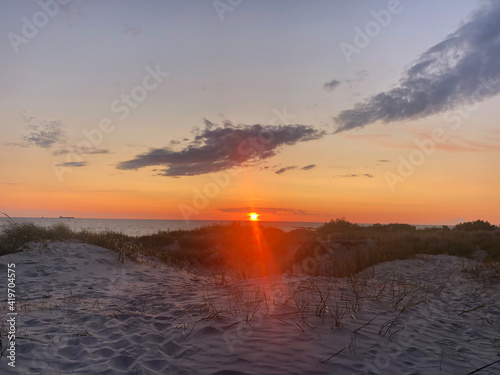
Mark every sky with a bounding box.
[1,0,499,225]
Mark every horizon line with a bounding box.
[1,216,482,227]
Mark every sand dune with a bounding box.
[1,242,499,374]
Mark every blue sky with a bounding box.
[1,0,478,130]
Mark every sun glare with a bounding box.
[249,212,259,221]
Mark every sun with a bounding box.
[248,212,259,221]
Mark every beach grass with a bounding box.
[1,216,499,279]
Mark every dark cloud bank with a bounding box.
[117,122,325,177]
[335,1,500,132]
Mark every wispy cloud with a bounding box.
[335,1,500,132]
[12,117,65,149]
[301,164,316,171]
[379,134,499,153]
[53,147,110,156]
[334,173,373,178]
[275,166,297,174]
[218,207,309,215]
[433,137,499,153]
[323,79,341,92]
[345,70,368,91]
[117,121,326,177]
[56,162,88,167]
[275,164,316,174]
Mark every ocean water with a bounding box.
[0,217,325,237]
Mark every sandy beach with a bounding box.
[1,241,499,374]
[3,0,500,373]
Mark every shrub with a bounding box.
[317,218,359,234]
[371,223,417,232]
[454,220,497,231]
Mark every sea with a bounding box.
[0,217,325,237]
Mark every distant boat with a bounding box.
[59,216,75,219]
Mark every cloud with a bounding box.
[218,207,308,215]
[117,121,326,176]
[56,162,87,167]
[432,137,498,153]
[53,147,110,156]
[377,160,390,163]
[323,79,341,92]
[275,164,316,173]
[17,117,64,149]
[301,164,316,170]
[275,166,297,174]
[335,1,500,132]
[378,134,499,153]
[334,173,373,178]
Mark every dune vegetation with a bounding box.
[1,217,499,280]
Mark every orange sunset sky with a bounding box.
[1,0,499,225]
